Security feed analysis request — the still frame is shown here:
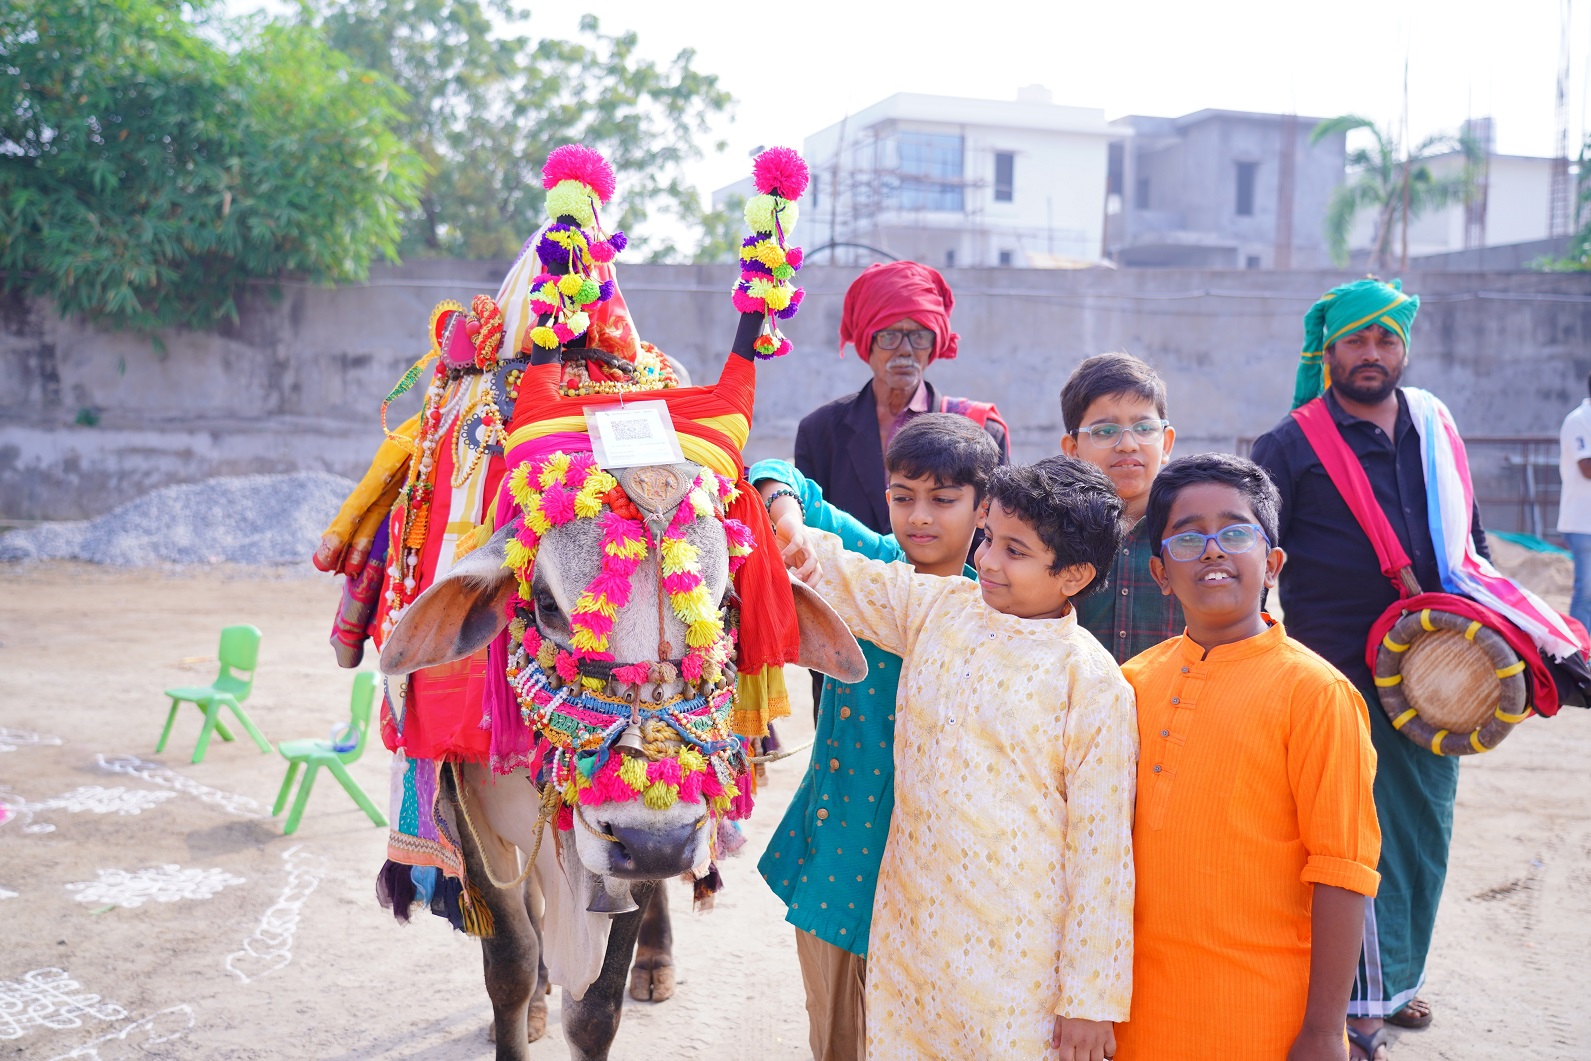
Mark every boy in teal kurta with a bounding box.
[750,413,1000,1061]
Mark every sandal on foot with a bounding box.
[1384,998,1433,1030]
[1347,1025,1391,1060]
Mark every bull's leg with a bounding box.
[628,880,675,1002]
[524,871,550,1040]
[444,772,541,1061]
[561,880,654,1061]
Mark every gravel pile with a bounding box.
[0,473,356,567]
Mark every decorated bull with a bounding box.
[330,146,864,1061]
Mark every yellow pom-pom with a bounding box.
[545,180,596,227]
[643,781,678,811]
[678,748,707,774]
[755,242,785,268]
[582,675,604,691]
[660,536,699,573]
[508,464,533,507]
[504,538,533,572]
[619,755,650,792]
[558,274,584,296]
[571,627,609,653]
[573,591,618,620]
[574,484,604,519]
[535,640,558,670]
[530,326,559,349]
[538,453,570,489]
[565,311,590,335]
[587,470,617,496]
[527,507,552,536]
[686,618,722,648]
[761,283,793,311]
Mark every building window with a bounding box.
[1235,161,1258,217]
[945,249,956,268]
[1107,143,1124,196]
[890,132,964,212]
[1245,255,1262,269]
[994,152,1014,202]
[1134,177,1150,210]
[998,250,1014,267]
[810,173,819,209]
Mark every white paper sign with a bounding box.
[586,400,685,469]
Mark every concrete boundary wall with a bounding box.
[2,265,1588,523]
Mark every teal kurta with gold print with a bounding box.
[749,459,974,956]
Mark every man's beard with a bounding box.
[1329,358,1404,404]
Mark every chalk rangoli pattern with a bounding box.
[225,844,328,982]
[65,865,246,908]
[95,754,265,818]
[43,1004,195,1061]
[0,786,176,834]
[0,728,64,753]
[0,968,126,1041]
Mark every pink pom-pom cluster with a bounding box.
[542,144,617,203]
[752,146,809,200]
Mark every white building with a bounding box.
[769,87,1118,269]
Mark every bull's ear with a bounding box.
[379,524,517,676]
[789,574,868,683]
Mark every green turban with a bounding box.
[1293,277,1419,408]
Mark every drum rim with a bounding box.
[1373,606,1532,755]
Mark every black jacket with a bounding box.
[794,380,1009,535]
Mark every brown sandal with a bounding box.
[1384,998,1433,1030]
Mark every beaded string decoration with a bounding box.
[500,450,757,830]
[527,145,626,352]
[731,147,810,358]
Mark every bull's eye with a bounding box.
[533,588,561,618]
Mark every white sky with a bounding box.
[231,0,1591,232]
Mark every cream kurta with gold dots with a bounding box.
[805,529,1138,1059]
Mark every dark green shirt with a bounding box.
[1077,516,1184,663]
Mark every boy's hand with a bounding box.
[1050,1016,1115,1061]
[1286,1026,1348,1061]
[769,503,820,584]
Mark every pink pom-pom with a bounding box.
[540,483,577,525]
[542,144,616,202]
[786,246,803,269]
[555,804,574,830]
[661,570,701,595]
[552,323,576,343]
[680,652,703,681]
[572,608,614,637]
[731,286,762,314]
[588,240,616,263]
[555,652,580,682]
[752,147,809,200]
[648,758,682,786]
[612,662,651,685]
[730,782,755,820]
[678,770,704,802]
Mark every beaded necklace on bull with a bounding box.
[499,145,810,845]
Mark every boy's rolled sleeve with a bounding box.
[1289,676,1382,897]
[1054,664,1139,1022]
[747,459,903,563]
[804,529,955,660]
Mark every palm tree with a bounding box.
[1311,116,1484,269]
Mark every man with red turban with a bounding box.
[794,261,1008,537]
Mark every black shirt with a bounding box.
[1250,389,1490,688]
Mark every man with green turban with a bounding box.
[1251,277,1491,1059]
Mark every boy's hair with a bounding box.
[1145,453,1282,558]
[984,456,1123,596]
[886,413,1001,501]
[1060,352,1168,433]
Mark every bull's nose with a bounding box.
[605,820,701,880]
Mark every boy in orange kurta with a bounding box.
[1113,453,1381,1061]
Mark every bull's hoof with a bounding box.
[628,961,676,1002]
[485,999,548,1044]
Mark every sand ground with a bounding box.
[0,554,1586,1060]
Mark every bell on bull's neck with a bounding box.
[587,876,639,916]
[615,724,644,753]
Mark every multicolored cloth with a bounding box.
[838,261,960,363]
[1293,277,1420,409]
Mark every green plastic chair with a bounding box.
[272,670,387,835]
[158,624,272,764]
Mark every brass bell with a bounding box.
[616,724,644,753]
[586,878,639,916]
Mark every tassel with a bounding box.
[461,883,496,939]
[375,860,417,924]
[692,861,723,912]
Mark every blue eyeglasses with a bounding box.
[1160,523,1270,562]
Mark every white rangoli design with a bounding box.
[44,1004,195,1061]
[225,845,328,982]
[95,754,265,818]
[65,865,245,908]
[0,728,64,753]
[0,968,126,1041]
[0,786,176,834]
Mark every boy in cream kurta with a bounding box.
[772,457,1138,1061]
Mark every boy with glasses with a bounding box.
[1111,453,1380,1061]
[1060,353,1184,661]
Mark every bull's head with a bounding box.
[381,457,864,895]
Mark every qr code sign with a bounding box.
[611,417,653,441]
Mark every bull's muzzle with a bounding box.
[603,819,703,880]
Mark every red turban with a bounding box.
[839,261,960,363]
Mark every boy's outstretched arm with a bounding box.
[1287,885,1364,1061]
[749,459,904,563]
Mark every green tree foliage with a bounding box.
[1312,115,1482,270]
[303,1,732,260]
[0,0,424,332]
[685,193,745,264]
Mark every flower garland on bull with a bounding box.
[488,146,815,834]
[498,451,758,834]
